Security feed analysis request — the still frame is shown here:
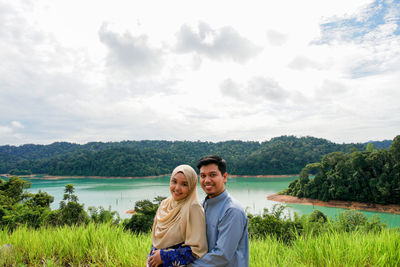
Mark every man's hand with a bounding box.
[148,249,162,267]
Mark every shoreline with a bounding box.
[267,193,400,215]
[1,173,298,180]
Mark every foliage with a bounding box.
[0,176,53,229]
[333,210,386,233]
[88,206,120,225]
[247,205,301,244]
[247,204,387,244]
[0,136,373,177]
[0,177,121,229]
[284,135,400,205]
[123,196,166,233]
[51,184,89,226]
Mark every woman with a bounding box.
[147,165,207,267]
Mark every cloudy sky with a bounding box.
[0,0,399,145]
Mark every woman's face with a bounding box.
[170,172,190,201]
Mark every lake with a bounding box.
[26,176,400,227]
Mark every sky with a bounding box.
[0,0,399,145]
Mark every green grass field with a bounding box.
[1,223,399,266]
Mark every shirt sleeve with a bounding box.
[160,245,196,266]
[190,207,247,267]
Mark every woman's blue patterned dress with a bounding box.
[148,243,196,267]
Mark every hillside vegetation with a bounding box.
[283,135,400,205]
[0,135,383,177]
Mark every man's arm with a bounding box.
[190,208,247,267]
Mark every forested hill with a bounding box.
[0,136,392,177]
[283,135,400,205]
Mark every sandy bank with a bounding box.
[267,193,400,215]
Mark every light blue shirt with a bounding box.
[190,190,249,267]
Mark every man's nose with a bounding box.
[204,176,211,182]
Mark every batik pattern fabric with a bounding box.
[148,243,196,267]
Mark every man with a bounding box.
[190,155,249,267]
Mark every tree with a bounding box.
[389,135,400,162]
[366,143,376,152]
[57,184,88,226]
[0,176,31,206]
[0,176,54,229]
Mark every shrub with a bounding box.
[123,196,165,233]
[333,210,385,232]
[88,206,120,225]
[248,205,302,244]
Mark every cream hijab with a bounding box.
[151,165,207,258]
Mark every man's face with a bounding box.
[199,163,227,198]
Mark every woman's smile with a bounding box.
[170,172,190,201]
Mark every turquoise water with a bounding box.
[24,176,400,227]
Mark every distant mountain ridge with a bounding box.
[364,140,393,149]
[0,136,394,177]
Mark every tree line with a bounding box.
[282,135,400,205]
[1,135,385,177]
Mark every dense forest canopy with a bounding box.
[0,136,392,177]
[282,135,400,205]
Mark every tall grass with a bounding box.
[250,229,400,267]
[0,223,151,266]
[1,224,399,266]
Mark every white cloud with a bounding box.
[266,30,288,46]
[11,121,24,129]
[99,23,164,76]
[288,56,324,71]
[221,76,293,104]
[175,22,262,64]
[315,80,348,101]
[0,125,12,134]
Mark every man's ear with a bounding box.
[223,172,228,183]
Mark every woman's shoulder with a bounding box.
[189,201,204,211]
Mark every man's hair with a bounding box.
[196,155,227,174]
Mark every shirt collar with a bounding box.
[204,190,228,206]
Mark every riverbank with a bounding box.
[1,173,298,180]
[268,193,400,215]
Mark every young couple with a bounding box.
[147,155,249,267]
